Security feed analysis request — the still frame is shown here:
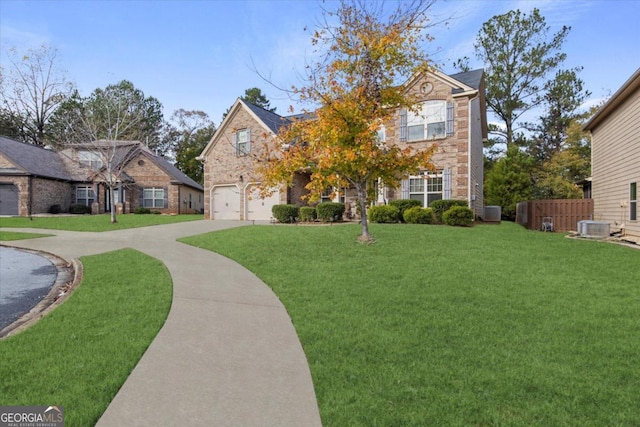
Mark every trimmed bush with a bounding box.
[430,199,469,223]
[69,204,91,214]
[272,204,299,223]
[48,204,61,214]
[389,199,422,222]
[134,207,151,214]
[443,205,474,226]
[317,202,345,222]
[403,206,435,224]
[299,206,317,222]
[368,205,400,223]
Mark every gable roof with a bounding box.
[584,67,640,131]
[449,69,484,92]
[243,101,291,134]
[138,148,204,190]
[0,136,73,180]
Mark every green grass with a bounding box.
[0,230,53,240]
[0,213,203,232]
[0,249,172,426]
[181,222,640,426]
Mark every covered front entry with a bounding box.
[246,184,279,221]
[211,185,240,220]
[0,184,19,216]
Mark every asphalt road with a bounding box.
[0,246,58,330]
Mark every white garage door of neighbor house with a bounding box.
[212,186,240,220]
[0,184,19,216]
[246,185,279,221]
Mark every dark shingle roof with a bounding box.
[449,69,484,93]
[0,136,73,180]
[242,100,291,134]
[147,153,204,191]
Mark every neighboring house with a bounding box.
[584,68,640,241]
[0,136,203,216]
[0,136,75,216]
[199,68,487,220]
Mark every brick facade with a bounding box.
[1,140,203,216]
[202,69,486,220]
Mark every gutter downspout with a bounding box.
[28,175,33,219]
[468,91,480,218]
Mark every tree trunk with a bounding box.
[356,183,373,242]
[109,186,118,224]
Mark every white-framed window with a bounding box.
[76,185,95,206]
[143,187,166,208]
[631,182,637,221]
[403,170,450,207]
[234,129,251,156]
[78,151,102,169]
[321,187,346,203]
[400,101,454,142]
[377,124,386,143]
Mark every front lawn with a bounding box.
[0,213,203,232]
[0,231,53,241]
[0,249,172,426]
[180,222,640,426]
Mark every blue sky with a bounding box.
[1,0,639,127]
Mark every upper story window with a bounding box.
[79,150,102,169]
[400,101,454,142]
[377,124,386,144]
[234,129,251,156]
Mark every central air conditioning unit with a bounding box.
[578,220,610,238]
[483,206,501,222]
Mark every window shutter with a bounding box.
[446,102,454,136]
[443,169,452,200]
[401,179,409,199]
[233,132,239,156]
[246,128,251,154]
[163,188,168,208]
[399,109,407,142]
[139,187,144,208]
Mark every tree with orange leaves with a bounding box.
[258,0,440,242]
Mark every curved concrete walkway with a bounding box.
[1,220,322,426]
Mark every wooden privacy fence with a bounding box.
[516,199,594,232]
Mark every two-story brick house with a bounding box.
[199,68,487,220]
[0,137,203,216]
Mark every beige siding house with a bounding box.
[584,68,640,241]
[200,68,487,221]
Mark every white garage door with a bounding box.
[212,185,240,220]
[0,184,19,216]
[246,185,280,221]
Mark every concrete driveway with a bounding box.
[1,220,322,427]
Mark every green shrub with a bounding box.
[317,202,345,222]
[134,207,151,214]
[299,206,317,222]
[48,204,61,214]
[430,199,469,223]
[272,204,299,223]
[403,206,435,224]
[368,205,400,223]
[442,205,474,226]
[389,199,422,222]
[69,204,91,214]
[151,210,161,215]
